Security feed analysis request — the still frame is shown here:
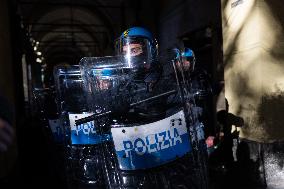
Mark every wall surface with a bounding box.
[158,0,221,53]
[222,0,284,142]
[0,0,18,178]
[157,0,223,132]
[0,1,14,102]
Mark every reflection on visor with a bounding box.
[123,43,143,57]
[93,69,114,77]
[114,37,152,70]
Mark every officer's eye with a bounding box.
[130,47,142,55]
[131,48,138,54]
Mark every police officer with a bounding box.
[113,27,173,121]
[181,47,213,141]
[93,27,209,189]
[77,27,210,188]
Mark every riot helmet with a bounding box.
[115,27,159,74]
[181,47,196,73]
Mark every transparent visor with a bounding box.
[115,37,152,69]
[54,65,82,97]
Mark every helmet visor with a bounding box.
[115,37,152,70]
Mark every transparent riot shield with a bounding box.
[53,65,105,187]
[78,54,209,189]
[33,87,61,143]
[32,87,66,185]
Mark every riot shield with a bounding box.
[33,87,62,143]
[78,54,209,189]
[53,65,105,187]
[32,87,67,185]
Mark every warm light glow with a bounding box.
[37,51,42,56]
[21,54,29,102]
[36,58,42,63]
[222,0,256,54]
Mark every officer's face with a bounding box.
[183,59,191,70]
[97,79,111,90]
[182,57,191,71]
[175,58,191,72]
[123,43,143,57]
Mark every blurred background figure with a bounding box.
[0,93,16,187]
[0,118,14,152]
[0,94,14,153]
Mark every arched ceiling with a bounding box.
[18,0,126,68]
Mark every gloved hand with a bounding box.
[0,118,14,152]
